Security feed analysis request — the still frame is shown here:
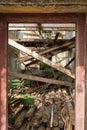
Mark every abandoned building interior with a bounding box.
[0,1,87,130]
[8,23,75,130]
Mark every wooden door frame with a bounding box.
[0,13,86,130]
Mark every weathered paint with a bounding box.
[75,14,86,130]
[0,17,8,130]
[5,13,77,23]
[85,26,87,130]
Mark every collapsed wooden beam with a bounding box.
[25,42,75,67]
[25,54,52,67]
[8,71,74,88]
[16,39,74,46]
[27,43,75,66]
[51,44,75,55]
[18,40,74,64]
[8,39,75,79]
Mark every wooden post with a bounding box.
[85,22,87,130]
[0,17,8,130]
[75,14,86,130]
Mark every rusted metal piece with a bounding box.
[75,14,86,130]
[0,17,8,130]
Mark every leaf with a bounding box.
[21,94,34,106]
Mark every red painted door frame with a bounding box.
[0,13,86,130]
[0,16,8,130]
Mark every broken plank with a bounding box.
[51,44,75,55]
[25,43,75,66]
[8,39,75,79]
[18,40,74,64]
[8,71,74,88]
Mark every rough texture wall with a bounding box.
[0,0,86,2]
[0,0,86,13]
[0,0,86,6]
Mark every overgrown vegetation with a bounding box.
[8,62,74,127]
[8,79,34,125]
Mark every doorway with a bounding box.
[0,13,86,130]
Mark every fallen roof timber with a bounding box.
[17,40,75,64]
[8,39,75,79]
[25,43,75,67]
[9,36,74,50]
[25,45,75,67]
[8,71,74,88]
[51,44,75,55]
[16,39,74,47]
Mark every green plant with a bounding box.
[21,94,34,107]
[8,79,22,92]
[23,79,34,87]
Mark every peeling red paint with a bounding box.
[0,18,8,130]
[77,84,83,93]
[75,14,86,130]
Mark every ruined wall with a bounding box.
[0,0,86,13]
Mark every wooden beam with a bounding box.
[5,13,77,23]
[85,24,87,130]
[8,39,75,79]
[9,27,75,31]
[25,54,52,67]
[16,39,74,46]
[0,17,8,130]
[51,44,75,55]
[18,40,74,64]
[25,43,75,67]
[0,5,87,13]
[75,14,86,130]
[8,71,74,88]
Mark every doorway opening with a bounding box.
[8,23,76,130]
